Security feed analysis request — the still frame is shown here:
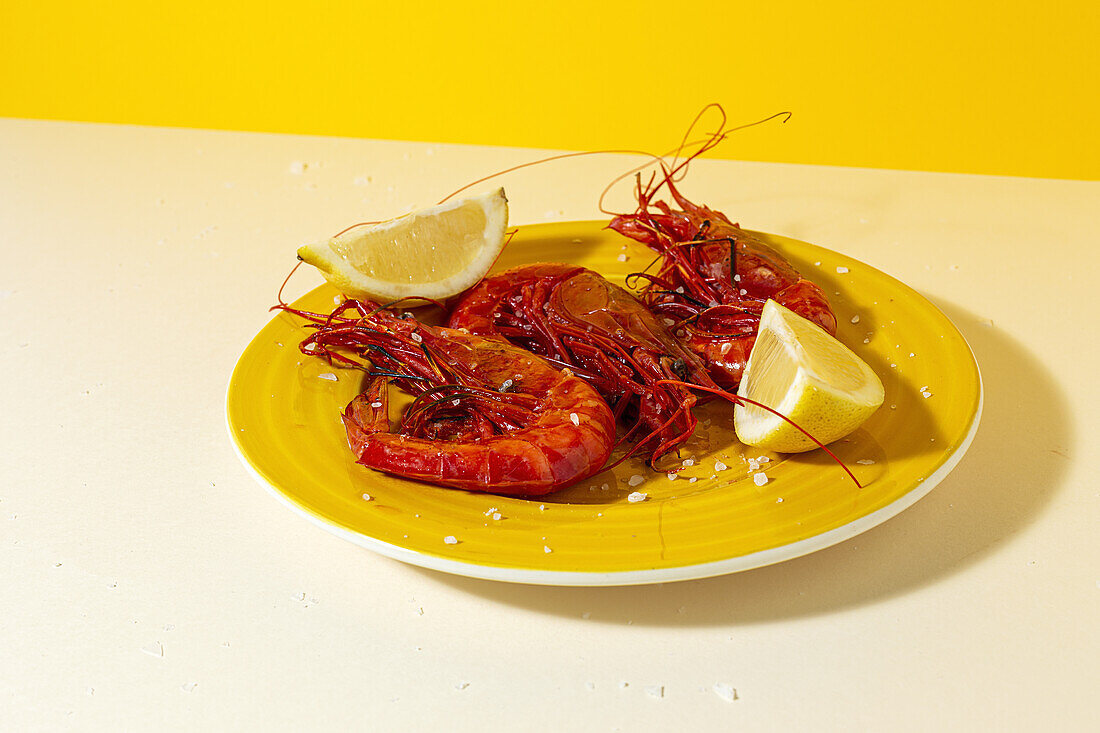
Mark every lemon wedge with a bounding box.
[297,188,508,302]
[734,299,884,453]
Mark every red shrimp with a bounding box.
[447,263,717,465]
[281,299,615,496]
[609,165,837,390]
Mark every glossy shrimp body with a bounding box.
[447,263,716,464]
[610,176,837,388]
[293,301,615,496]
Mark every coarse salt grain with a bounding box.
[570,413,580,426]
[370,401,383,408]
[753,473,769,486]
[492,512,502,520]
[837,266,850,274]
[714,683,738,702]
[714,460,728,472]
[543,545,553,553]
[667,472,678,480]
[856,459,875,465]
[628,475,645,487]
[851,315,860,323]
[318,373,338,381]
[443,536,458,545]
[411,331,422,343]
[682,458,694,467]
[617,254,627,262]
[627,491,647,503]
[361,493,372,501]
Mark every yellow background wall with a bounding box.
[2,1,1097,180]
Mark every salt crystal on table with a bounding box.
[140,641,164,658]
[713,683,739,702]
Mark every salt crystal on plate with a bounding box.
[851,315,860,324]
[857,459,875,465]
[318,373,338,381]
[570,413,580,426]
[753,473,769,486]
[628,475,645,487]
[443,536,458,545]
[543,545,553,553]
[361,493,372,501]
[370,401,383,408]
[627,491,647,503]
[617,254,628,262]
[714,460,728,472]
[837,266,850,274]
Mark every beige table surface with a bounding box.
[2,119,1097,731]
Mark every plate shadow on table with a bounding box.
[414,298,1073,626]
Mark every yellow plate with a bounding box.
[226,221,981,585]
